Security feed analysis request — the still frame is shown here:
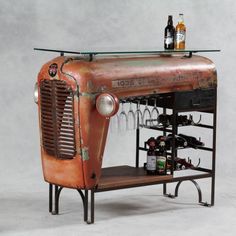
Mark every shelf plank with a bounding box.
[96,165,172,191]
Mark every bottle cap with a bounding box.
[147,137,157,148]
[160,140,165,146]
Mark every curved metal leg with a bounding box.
[174,181,183,197]
[76,189,87,222]
[48,184,95,222]
[174,180,202,203]
[52,186,63,215]
[174,179,211,206]
[191,180,202,203]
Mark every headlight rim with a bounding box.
[34,82,39,104]
[96,93,119,118]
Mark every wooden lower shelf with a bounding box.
[96,165,173,192]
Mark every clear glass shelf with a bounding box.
[34,47,220,57]
[34,48,220,55]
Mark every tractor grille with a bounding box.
[40,79,76,159]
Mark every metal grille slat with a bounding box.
[40,79,76,159]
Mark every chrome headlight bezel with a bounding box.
[96,93,119,117]
[34,82,38,104]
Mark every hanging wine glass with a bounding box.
[118,101,128,132]
[134,99,143,129]
[127,101,135,130]
[142,98,152,127]
[151,97,159,127]
[110,114,119,133]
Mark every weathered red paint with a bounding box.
[36,54,217,189]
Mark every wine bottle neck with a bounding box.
[178,14,184,24]
[167,16,173,26]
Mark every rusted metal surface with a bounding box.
[40,79,76,159]
[36,54,217,189]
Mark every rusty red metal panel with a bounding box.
[36,54,217,189]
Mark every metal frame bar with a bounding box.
[163,108,167,195]
[211,89,217,206]
[47,172,213,223]
[46,88,217,224]
[135,102,140,168]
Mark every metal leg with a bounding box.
[174,180,202,202]
[91,190,95,224]
[174,181,182,197]
[76,189,87,222]
[210,176,215,206]
[135,126,140,168]
[49,185,90,219]
[171,109,178,176]
[163,108,167,196]
[135,102,140,168]
[173,179,211,206]
[163,183,167,195]
[52,186,63,215]
[55,185,58,198]
[163,108,178,198]
[211,90,217,206]
[85,189,95,224]
[51,185,59,214]
[49,183,53,213]
[163,183,176,198]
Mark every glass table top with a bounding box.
[34,47,220,56]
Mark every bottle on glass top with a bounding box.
[164,15,175,50]
[175,13,186,49]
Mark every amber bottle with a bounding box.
[175,14,186,49]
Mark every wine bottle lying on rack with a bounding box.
[178,134,205,149]
[157,134,204,150]
[157,135,187,150]
[166,156,194,170]
[158,114,193,127]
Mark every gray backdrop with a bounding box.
[0,0,235,235]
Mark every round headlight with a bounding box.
[96,93,119,117]
[34,82,38,104]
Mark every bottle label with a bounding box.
[156,156,166,173]
[147,155,156,171]
[176,31,185,43]
[165,36,173,45]
[165,31,174,45]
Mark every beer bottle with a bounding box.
[156,137,167,175]
[164,15,175,49]
[175,13,186,49]
[146,137,157,175]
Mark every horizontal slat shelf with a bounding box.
[96,166,172,191]
[96,165,212,192]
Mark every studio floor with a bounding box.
[0,175,235,236]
